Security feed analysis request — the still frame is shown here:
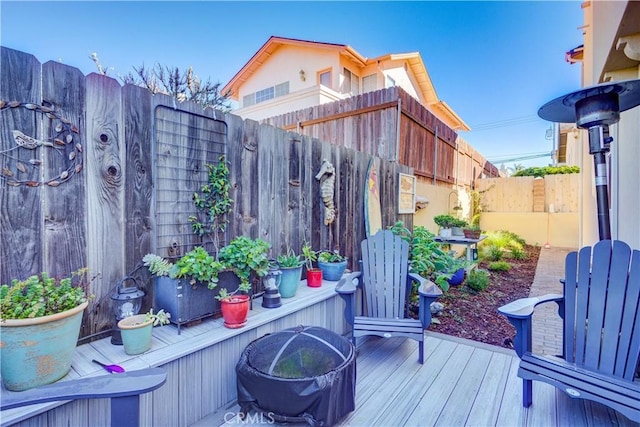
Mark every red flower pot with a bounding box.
[307,268,323,287]
[220,294,250,329]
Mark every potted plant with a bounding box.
[317,249,348,281]
[463,223,483,240]
[302,242,323,288]
[0,269,91,391]
[143,247,224,333]
[433,214,458,238]
[277,249,304,298]
[118,308,171,355]
[212,236,271,328]
[451,218,468,236]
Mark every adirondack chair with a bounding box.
[336,230,442,364]
[498,239,640,422]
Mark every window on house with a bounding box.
[319,70,332,88]
[363,74,377,93]
[242,81,290,107]
[243,93,256,107]
[385,75,396,88]
[342,68,360,95]
[275,81,289,97]
[255,86,275,103]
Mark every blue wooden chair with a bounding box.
[499,239,640,422]
[336,230,442,364]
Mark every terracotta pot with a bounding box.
[463,229,481,239]
[221,294,250,328]
[306,268,323,287]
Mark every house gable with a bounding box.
[223,35,470,131]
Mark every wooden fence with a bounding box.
[263,86,500,188]
[0,47,412,339]
[476,174,580,213]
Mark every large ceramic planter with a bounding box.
[0,301,88,391]
[118,314,153,355]
[318,260,347,281]
[220,294,250,328]
[279,266,303,298]
[306,268,323,288]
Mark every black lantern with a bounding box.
[110,276,145,345]
[262,267,282,308]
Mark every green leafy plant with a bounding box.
[188,157,233,257]
[512,165,580,177]
[485,245,504,261]
[277,248,303,268]
[142,254,176,278]
[451,218,468,228]
[145,308,171,326]
[218,236,271,291]
[389,221,456,293]
[317,250,347,263]
[466,269,490,292]
[301,242,318,270]
[488,261,511,271]
[1,269,91,320]
[509,247,526,260]
[173,246,224,289]
[433,214,458,229]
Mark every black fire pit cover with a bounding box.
[236,325,356,426]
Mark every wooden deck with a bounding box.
[196,332,638,427]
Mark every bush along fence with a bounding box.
[0,46,413,339]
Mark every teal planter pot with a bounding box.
[318,261,347,281]
[279,266,302,298]
[118,314,153,355]
[0,301,88,391]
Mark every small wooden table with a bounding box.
[434,235,487,271]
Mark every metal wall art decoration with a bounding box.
[315,159,336,226]
[1,100,82,187]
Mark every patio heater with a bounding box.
[537,79,640,240]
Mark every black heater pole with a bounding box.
[538,79,640,241]
[587,125,611,240]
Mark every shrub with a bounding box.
[466,269,490,292]
[512,165,579,177]
[485,245,503,261]
[488,261,511,271]
[510,247,526,260]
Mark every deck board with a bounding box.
[194,331,637,427]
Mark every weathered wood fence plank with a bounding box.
[0,47,43,282]
[85,73,125,335]
[41,60,87,279]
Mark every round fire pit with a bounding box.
[236,325,356,426]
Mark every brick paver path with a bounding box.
[528,246,576,356]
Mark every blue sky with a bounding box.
[1,1,584,169]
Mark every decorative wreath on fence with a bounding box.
[0,100,82,187]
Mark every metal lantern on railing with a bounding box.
[110,276,145,345]
[262,266,282,309]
